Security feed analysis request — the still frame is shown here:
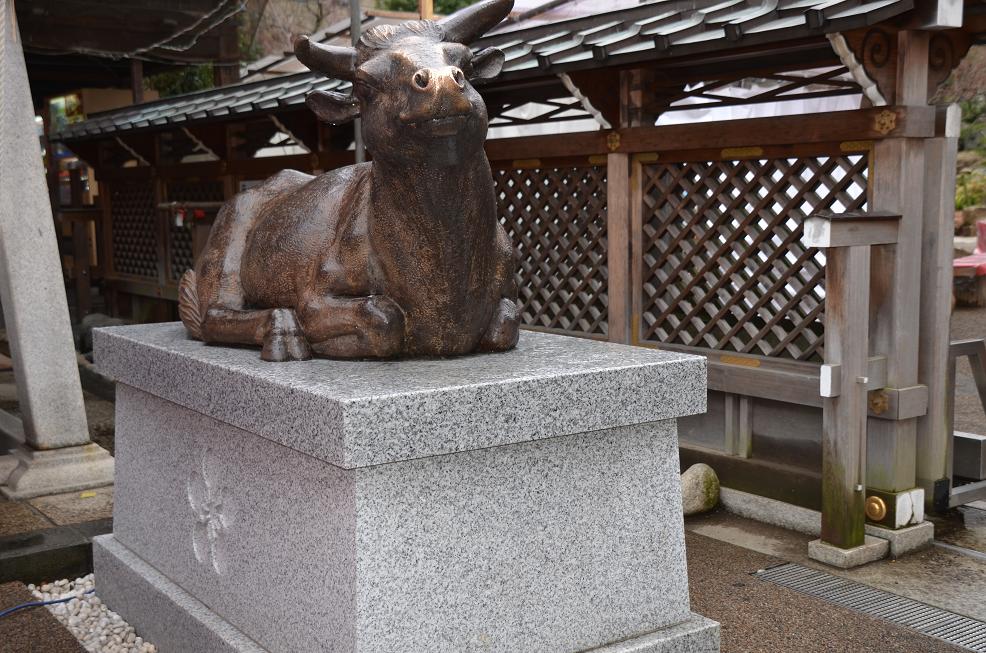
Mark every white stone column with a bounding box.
[0,0,112,498]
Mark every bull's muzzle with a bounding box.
[411,66,466,93]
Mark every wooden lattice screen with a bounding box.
[110,179,157,278]
[164,180,225,282]
[637,152,868,361]
[494,163,609,337]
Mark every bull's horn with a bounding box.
[294,35,357,81]
[441,0,514,45]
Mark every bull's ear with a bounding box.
[469,47,505,81]
[442,0,514,44]
[306,90,360,124]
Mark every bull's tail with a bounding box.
[178,270,204,340]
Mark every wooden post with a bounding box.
[804,211,900,549]
[606,152,631,344]
[725,394,753,458]
[69,168,92,319]
[418,0,434,19]
[212,18,240,87]
[130,59,143,104]
[916,105,961,507]
[629,156,644,345]
[821,245,871,548]
[865,30,929,494]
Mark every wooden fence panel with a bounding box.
[109,179,158,279]
[164,180,225,283]
[635,150,869,361]
[493,161,609,338]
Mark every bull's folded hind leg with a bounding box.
[202,306,312,362]
[298,293,406,358]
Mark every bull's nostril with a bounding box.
[413,70,430,89]
[451,67,464,88]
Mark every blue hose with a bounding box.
[0,588,96,619]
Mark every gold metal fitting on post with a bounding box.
[865,495,887,521]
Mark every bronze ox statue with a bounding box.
[178,0,519,361]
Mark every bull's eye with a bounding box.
[412,70,430,89]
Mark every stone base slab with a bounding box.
[586,614,720,653]
[1,443,113,499]
[93,535,265,653]
[721,488,934,560]
[718,487,821,536]
[808,536,889,569]
[865,521,934,558]
[0,453,19,485]
[95,534,717,653]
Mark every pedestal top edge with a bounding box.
[95,323,707,467]
[94,322,705,403]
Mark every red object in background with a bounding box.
[955,221,986,277]
[192,209,207,220]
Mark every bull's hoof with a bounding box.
[361,295,406,357]
[479,298,520,352]
[261,332,313,362]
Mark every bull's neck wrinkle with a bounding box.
[370,155,488,226]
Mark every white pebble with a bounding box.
[29,574,157,653]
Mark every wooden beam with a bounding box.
[418,0,434,19]
[566,69,620,127]
[613,106,934,153]
[130,59,144,105]
[486,131,607,161]
[484,106,935,161]
[606,152,631,344]
[651,342,895,419]
[803,210,901,248]
[680,444,822,510]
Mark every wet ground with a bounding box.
[686,528,968,653]
[689,509,986,623]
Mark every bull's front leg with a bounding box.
[201,306,313,362]
[478,231,521,353]
[298,293,406,358]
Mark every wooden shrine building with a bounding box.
[54,0,986,553]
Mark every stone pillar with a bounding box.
[92,324,719,653]
[0,0,113,498]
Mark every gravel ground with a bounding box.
[686,532,967,653]
[27,574,156,653]
[0,581,85,653]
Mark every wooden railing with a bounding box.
[80,103,962,525]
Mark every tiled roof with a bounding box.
[55,0,914,141]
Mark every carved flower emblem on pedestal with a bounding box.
[187,448,235,575]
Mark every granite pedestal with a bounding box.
[93,323,718,653]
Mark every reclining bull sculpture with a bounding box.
[178,0,519,361]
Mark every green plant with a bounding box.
[959,96,986,154]
[146,65,215,98]
[378,0,477,15]
[957,168,986,210]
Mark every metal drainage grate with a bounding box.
[755,563,986,652]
